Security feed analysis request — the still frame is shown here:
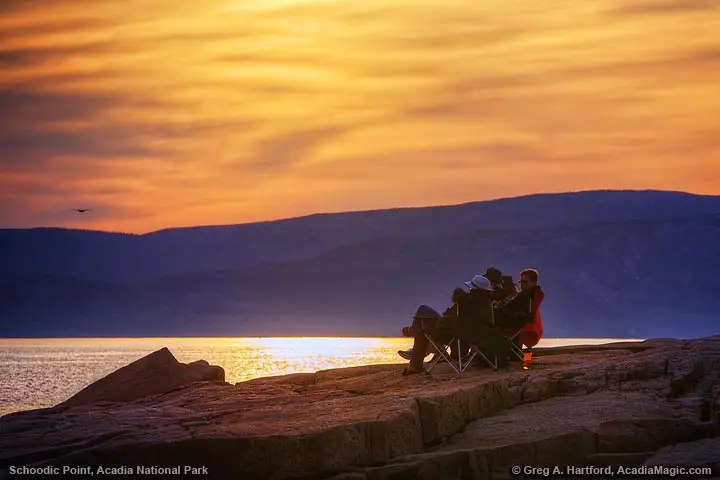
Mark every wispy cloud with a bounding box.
[0,0,718,232]
[612,0,719,16]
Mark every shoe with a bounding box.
[397,349,413,361]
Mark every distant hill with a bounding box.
[1,190,719,338]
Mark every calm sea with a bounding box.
[0,337,638,416]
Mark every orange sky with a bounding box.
[1,0,719,233]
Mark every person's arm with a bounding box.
[500,291,532,317]
[491,289,509,302]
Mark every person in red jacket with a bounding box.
[494,268,544,349]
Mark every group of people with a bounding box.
[399,267,544,375]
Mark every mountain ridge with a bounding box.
[3,189,720,282]
[3,189,719,236]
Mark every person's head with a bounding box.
[413,304,439,320]
[483,267,503,285]
[464,274,493,292]
[501,275,518,294]
[519,269,539,292]
[451,287,467,304]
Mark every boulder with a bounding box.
[58,347,225,408]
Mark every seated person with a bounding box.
[398,305,443,363]
[398,288,466,362]
[494,268,544,350]
[401,275,497,375]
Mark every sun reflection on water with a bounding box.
[210,337,408,381]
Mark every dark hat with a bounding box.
[413,304,440,320]
[483,267,503,283]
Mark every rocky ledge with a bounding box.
[1,338,720,480]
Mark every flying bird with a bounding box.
[72,209,93,213]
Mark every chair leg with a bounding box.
[476,350,498,371]
[510,343,523,361]
[456,338,464,372]
[508,332,524,361]
[426,337,511,374]
[445,340,461,374]
[425,349,444,372]
[460,348,479,373]
[424,336,458,374]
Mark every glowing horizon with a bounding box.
[2,0,719,233]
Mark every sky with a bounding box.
[1,0,719,233]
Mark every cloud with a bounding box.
[611,0,719,16]
[0,90,113,121]
[243,126,347,172]
[0,90,117,159]
[0,42,133,69]
[297,142,608,182]
[561,47,720,78]
[0,131,160,165]
[0,17,116,43]
[0,0,43,12]
[0,89,168,165]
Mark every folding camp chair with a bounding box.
[423,308,499,374]
[505,329,527,362]
[501,290,545,362]
[424,336,497,373]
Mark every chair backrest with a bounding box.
[527,289,545,337]
[531,289,544,316]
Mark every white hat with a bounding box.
[464,274,493,291]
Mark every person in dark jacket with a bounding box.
[402,275,499,375]
[459,273,516,368]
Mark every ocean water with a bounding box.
[0,337,639,416]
